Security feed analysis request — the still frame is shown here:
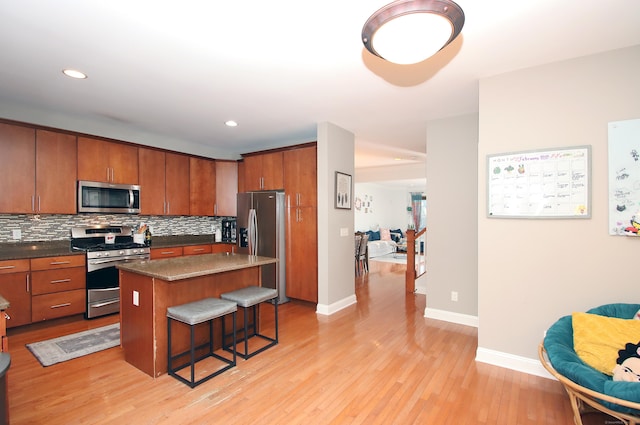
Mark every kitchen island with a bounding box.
[117,253,277,378]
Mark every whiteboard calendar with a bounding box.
[487,146,591,219]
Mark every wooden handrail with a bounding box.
[405,228,426,293]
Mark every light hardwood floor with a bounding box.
[6,260,577,424]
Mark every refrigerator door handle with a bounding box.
[248,208,258,256]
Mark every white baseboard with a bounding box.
[316,294,357,315]
[424,307,479,328]
[424,308,552,379]
[475,347,554,379]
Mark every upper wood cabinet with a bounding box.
[0,123,35,213]
[77,136,138,184]
[215,160,238,216]
[284,145,317,208]
[35,130,78,214]
[139,148,189,216]
[189,157,216,216]
[243,151,284,191]
[0,123,77,214]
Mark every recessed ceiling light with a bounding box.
[225,120,238,127]
[62,69,87,79]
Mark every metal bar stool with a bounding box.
[220,286,278,360]
[167,298,237,388]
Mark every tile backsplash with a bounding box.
[0,214,226,243]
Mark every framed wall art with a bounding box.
[335,171,352,209]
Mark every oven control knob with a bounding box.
[95,252,102,258]
[119,250,125,255]
[103,252,109,257]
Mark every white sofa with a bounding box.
[367,240,397,258]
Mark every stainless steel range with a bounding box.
[71,225,150,319]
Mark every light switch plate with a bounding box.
[340,227,349,237]
[12,229,21,240]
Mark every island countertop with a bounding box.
[116,253,277,281]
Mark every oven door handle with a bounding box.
[129,189,134,208]
[91,299,120,308]
[89,256,148,265]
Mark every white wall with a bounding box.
[425,114,479,321]
[317,122,357,315]
[354,182,413,232]
[477,45,640,372]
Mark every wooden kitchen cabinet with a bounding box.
[215,160,238,216]
[78,136,139,184]
[285,206,318,303]
[0,122,35,213]
[35,129,78,214]
[182,244,212,256]
[212,243,234,254]
[139,148,190,215]
[243,151,284,191]
[30,255,86,322]
[283,143,318,303]
[150,247,183,259]
[0,259,31,328]
[237,160,246,193]
[0,124,77,214]
[284,145,317,207]
[190,157,216,216]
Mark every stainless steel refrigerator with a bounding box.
[237,191,288,304]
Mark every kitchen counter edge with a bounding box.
[117,253,276,281]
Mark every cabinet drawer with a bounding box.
[31,255,85,271]
[183,244,212,256]
[0,259,29,275]
[31,267,85,295]
[150,247,183,259]
[32,289,85,322]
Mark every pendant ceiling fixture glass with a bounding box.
[362,0,465,65]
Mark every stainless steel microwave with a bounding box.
[78,181,141,214]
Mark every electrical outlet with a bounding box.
[451,291,458,302]
[12,229,21,240]
[133,290,139,306]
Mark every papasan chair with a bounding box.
[539,303,640,425]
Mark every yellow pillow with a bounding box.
[573,311,640,375]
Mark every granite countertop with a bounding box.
[117,253,276,281]
[0,240,81,261]
[0,236,234,261]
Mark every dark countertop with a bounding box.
[0,240,80,261]
[0,235,234,261]
[117,253,276,281]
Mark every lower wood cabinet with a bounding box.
[183,244,212,256]
[150,247,183,259]
[0,259,31,329]
[0,255,86,328]
[30,255,86,323]
[31,289,85,322]
[286,206,318,303]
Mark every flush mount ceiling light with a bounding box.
[362,0,464,65]
[225,120,238,127]
[62,69,87,79]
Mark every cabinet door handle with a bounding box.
[38,196,41,212]
[106,168,110,182]
[26,274,30,292]
[49,261,71,265]
[167,202,170,215]
[161,251,175,255]
[31,195,35,212]
[50,303,71,309]
[192,248,205,252]
[0,265,16,270]
[50,278,71,284]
